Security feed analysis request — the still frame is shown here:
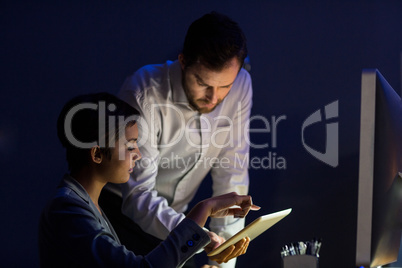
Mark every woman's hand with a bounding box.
[206,192,260,218]
[186,192,260,227]
[203,231,226,253]
[185,193,258,264]
[207,237,250,264]
[203,231,251,264]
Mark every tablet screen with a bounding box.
[207,208,292,256]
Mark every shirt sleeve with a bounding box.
[117,72,186,240]
[39,192,210,268]
[208,69,253,268]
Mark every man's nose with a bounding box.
[206,87,218,103]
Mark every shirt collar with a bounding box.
[59,174,90,204]
[170,60,190,105]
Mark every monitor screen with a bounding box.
[356,69,402,268]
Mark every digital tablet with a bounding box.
[207,208,292,256]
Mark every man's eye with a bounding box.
[197,81,208,87]
[128,147,135,151]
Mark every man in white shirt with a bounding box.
[101,12,252,268]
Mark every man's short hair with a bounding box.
[182,11,248,70]
[57,92,140,172]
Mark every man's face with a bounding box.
[180,56,241,114]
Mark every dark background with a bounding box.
[1,1,402,267]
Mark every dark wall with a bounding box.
[1,1,401,267]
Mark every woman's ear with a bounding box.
[91,146,102,164]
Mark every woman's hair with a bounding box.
[182,11,248,71]
[57,92,140,172]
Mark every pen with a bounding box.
[288,243,296,255]
[315,239,322,257]
[281,246,289,258]
[292,242,300,255]
[298,241,307,255]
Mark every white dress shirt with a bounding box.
[111,60,252,267]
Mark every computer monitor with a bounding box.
[356,69,402,267]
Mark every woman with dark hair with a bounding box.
[38,92,259,268]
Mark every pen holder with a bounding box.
[282,255,319,268]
